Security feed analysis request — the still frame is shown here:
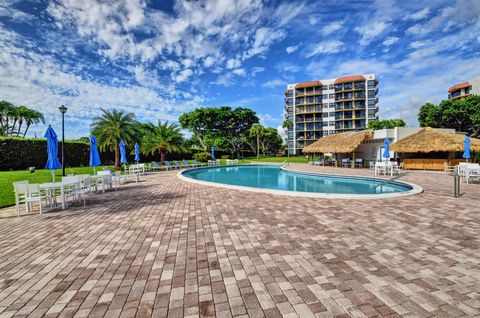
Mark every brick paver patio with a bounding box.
[0,164,479,317]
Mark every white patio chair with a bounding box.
[444,162,455,175]
[25,184,49,215]
[354,159,363,168]
[375,162,386,175]
[96,171,113,192]
[14,183,29,216]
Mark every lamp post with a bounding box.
[58,105,68,176]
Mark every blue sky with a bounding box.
[1,0,480,139]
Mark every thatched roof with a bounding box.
[391,127,480,153]
[303,130,373,153]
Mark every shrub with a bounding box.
[0,137,90,171]
[221,155,230,159]
[193,152,211,162]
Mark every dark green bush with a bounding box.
[193,152,211,162]
[221,155,230,159]
[0,137,90,170]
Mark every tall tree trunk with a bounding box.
[257,133,259,159]
[115,144,120,170]
[23,123,31,138]
[16,120,23,137]
[160,148,166,162]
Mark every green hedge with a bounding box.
[0,137,89,171]
[0,137,203,170]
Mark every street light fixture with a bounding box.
[58,105,68,176]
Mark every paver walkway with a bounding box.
[0,165,479,317]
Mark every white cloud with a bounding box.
[172,69,193,83]
[406,1,480,36]
[203,56,215,67]
[286,45,298,54]
[243,27,286,59]
[226,58,241,69]
[321,21,343,36]
[273,1,306,27]
[382,36,399,46]
[307,40,345,57]
[355,21,390,46]
[232,68,246,77]
[262,79,285,88]
[308,16,318,26]
[276,62,301,73]
[251,67,265,76]
[258,113,274,124]
[403,8,430,21]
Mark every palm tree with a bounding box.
[0,100,15,136]
[22,109,45,137]
[282,119,293,157]
[142,121,185,162]
[249,123,265,159]
[91,109,139,169]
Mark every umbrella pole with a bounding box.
[94,166,96,175]
[52,171,55,184]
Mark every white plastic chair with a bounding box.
[25,184,49,215]
[14,183,30,216]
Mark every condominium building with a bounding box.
[284,74,379,155]
[447,75,480,100]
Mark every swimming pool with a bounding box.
[179,165,422,199]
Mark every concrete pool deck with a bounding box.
[0,164,479,317]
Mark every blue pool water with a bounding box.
[182,165,413,195]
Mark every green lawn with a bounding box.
[247,156,309,163]
[0,166,113,208]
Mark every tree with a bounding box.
[0,100,45,137]
[261,127,283,155]
[179,106,259,157]
[179,108,222,151]
[249,123,265,158]
[367,118,406,130]
[142,121,185,162]
[218,107,259,158]
[418,95,480,136]
[282,119,293,157]
[91,109,139,169]
[22,108,45,137]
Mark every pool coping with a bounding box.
[177,164,424,200]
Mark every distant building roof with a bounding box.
[334,75,366,84]
[295,81,322,89]
[448,82,471,93]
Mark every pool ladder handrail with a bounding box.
[282,160,289,167]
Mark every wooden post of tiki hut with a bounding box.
[390,127,480,170]
[302,130,373,168]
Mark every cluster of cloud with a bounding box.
[1,0,480,138]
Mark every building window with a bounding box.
[329,84,334,89]
[329,94,335,99]
[367,90,375,98]
[328,112,335,117]
[367,80,376,88]
[322,94,328,99]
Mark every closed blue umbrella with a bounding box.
[134,143,140,163]
[89,136,101,174]
[211,146,215,160]
[120,140,127,164]
[44,125,61,182]
[463,136,471,161]
[383,138,390,160]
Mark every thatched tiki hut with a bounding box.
[391,127,480,170]
[303,130,373,166]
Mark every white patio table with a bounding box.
[40,179,79,210]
